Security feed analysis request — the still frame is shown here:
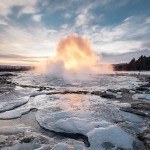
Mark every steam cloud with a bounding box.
[35,34,113,78]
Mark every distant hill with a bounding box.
[0,65,34,72]
[114,55,150,71]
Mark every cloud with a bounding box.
[0,0,149,65]
[32,14,42,22]
[63,13,71,19]
[0,24,59,63]
[21,5,37,14]
[61,24,68,29]
[0,53,43,65]
[85,15,150,54]
[145,17,150,23]
[75,3,95,27]
[1,14,150,65]
[0,0,38,16]
[0,17,8,25]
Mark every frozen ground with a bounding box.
[0,71,150,150]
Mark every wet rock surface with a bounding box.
[0,72,149,149]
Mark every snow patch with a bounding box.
[88,125,135,150]
[114,102,131,109]
[106,91,122,99]
[0,97,29,113]
[0,108,31,119]
[36,109,141,150]
[132,94,150,101]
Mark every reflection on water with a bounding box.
[54,94,91,111]
[67,94,83,110]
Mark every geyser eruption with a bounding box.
[36,34,113,76]
[57,34,98,70]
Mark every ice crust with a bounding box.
[132,93,150,101]
[36,109,142,150]
[0,72,147,149]
[0,97,29,113]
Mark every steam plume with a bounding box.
[35,34,113,77]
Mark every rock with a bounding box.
[62,90,89,95]
[131,102,150,111]
[0,73,16,77]
[20,136,34,143]
[91,91,103,96]
[136,87,149,92]
[101,93,115,99]
[137,125,150,150]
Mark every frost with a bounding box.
[114,102,131,109]
[36,110,91,132]
[129,90,136,94]
[54,118,111,134]
[0,97,29,113]
[88,125,135,150]
[0,124,55,150]
[36,109,142,150]
[132,94,150,101]
[0,108,31,119]
[52,141,85,150]
[30,91,50,97]
[106,91,122,99]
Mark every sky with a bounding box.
[0,0,150,65]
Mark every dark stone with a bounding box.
[62,90,89,95]
[91,91,103,96]
[131,102,150,111]
[0,73,16,77]
[136,87,149,92]
[20,136,34,143]
[101,93,115,99]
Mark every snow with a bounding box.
[106,91,122,99]
[30,91,50,97]
[129,90,136,94]
[0,124,31,134]
[114,102,131,108]
[88,125,135,150]
[52,141,85,150]
[120,111,144,123]
[0,72,147,149]
[0,108,31,119]
[36,110,91,132]
[36,109,142,150]
[0,124,55,150]
[12,72,144,92]
[117,71,150,75]
[132,93,150,101]
[0,97,29,113]
[52,143,75,150]
[0,135,7,143]
[55,118,111,134]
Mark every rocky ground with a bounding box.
[0,72,149,150]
